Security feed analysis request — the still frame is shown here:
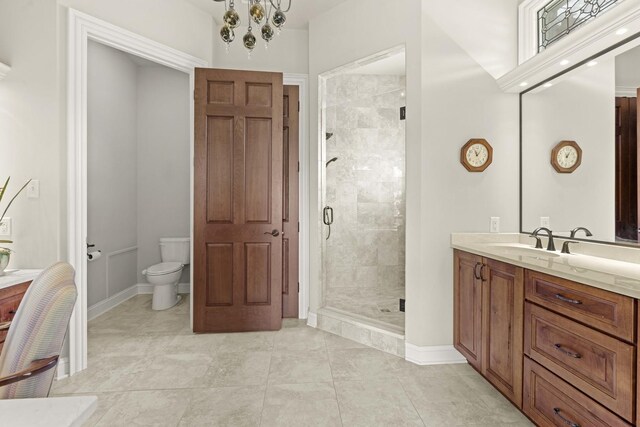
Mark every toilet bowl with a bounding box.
[143,238,190,310]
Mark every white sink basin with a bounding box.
[484,243,561,260]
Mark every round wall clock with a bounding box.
[551,140,582,173]
[460,139,493,172]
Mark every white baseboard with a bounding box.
[56,356,69,380]
[87,284,139,321]
[307,311,317,328]
[404,344,466,365]
[136,282,191,295]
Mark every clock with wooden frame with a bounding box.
[460,139,493,172]
[551,140,582,173]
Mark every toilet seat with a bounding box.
[144,262,183,276]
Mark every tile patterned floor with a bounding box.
[52,295,532,426]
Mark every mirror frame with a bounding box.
[519,31,640,247]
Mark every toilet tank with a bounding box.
[159,237,190,265]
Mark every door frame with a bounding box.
[66,8,207,375]
[67,9,310,376]
[283,74,310,322]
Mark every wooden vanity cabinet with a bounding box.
[482,258,524,408]
[453,250,524,407]
[0,281,31,353]
[454,249,640,426]
[453,250,483,370]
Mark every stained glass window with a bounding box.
[538,0,621,52]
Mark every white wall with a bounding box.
[0,0,211,272]
[424,0,519,79]
[522,59,616,240]
[86,41,139,307]
[309,0,520,348]
[0,0,61,269]
[212,26,309,74]
[415,10,519,347]
[136,65,190,284]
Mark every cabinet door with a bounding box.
[482,258,524,408]
[453,250,483,371]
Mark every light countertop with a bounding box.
[0,395,97,427]
[0,269,42,291]
[452,233,640,299]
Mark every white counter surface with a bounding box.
[0,395,97,427]
[0,269,41,291]
[452,233,640,299]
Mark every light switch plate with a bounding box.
[0,218,11,236]
[540,217,550,228]
[490,217,500,233]
[26,180,39,199]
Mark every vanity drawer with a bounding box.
[525,270,635,342]
[524,303,635,421]
[523,358,631,427]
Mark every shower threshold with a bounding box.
[316,306,405,358]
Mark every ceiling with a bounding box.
[186,0,349,29]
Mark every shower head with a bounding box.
[326,157,338,167]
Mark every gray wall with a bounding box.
[87,41,190,309]
[87,41,139,307]
[136,65,190,283]
[324,74,406,294]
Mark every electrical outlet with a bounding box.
[490,217,500,233]
[540,217,550,228]
[26,180,39,199]
[0,218,11,236]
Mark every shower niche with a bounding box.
[320,48,406,335]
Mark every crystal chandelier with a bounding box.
[214,0,292,55]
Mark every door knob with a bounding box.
[264,229,280,237]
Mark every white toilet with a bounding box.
[142,237,190,311]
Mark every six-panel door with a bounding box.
[194,68,284,333]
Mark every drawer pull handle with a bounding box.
[8,310,15,315]
[553,408,580,427]
[554,344,582,359]
[554,294,581,305]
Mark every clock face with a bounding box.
[465,143,489,167]
[551,141,582,173]
[556,146,579,169]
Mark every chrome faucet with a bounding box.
[570,227,593,239]
[530,227,556,251]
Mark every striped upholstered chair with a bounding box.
[0,262,77,399]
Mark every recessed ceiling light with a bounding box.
[520,82,529,87]
[616,28,629,36]
[560,59,570,66]
[543,82,553,88]
[587,60,598,67]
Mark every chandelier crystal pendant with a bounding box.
[214,0,291,53]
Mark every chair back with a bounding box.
[0,262,77,399]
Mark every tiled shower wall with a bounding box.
[323,74,406,326]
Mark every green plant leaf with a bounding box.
[0,178,31,224]
[0,176,9,205]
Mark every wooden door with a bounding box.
[194,68,284,333]
[453,250,483,371]
[615,96,638,241]
[482,258,524,408]
[282,86,299,318]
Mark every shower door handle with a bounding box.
[323,206,334,226]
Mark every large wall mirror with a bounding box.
[521,33,640,246]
